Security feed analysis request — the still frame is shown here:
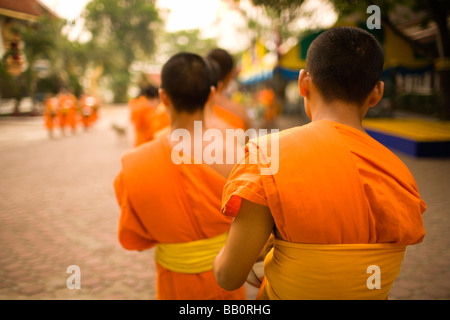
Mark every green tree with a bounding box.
[84,0,162,103]
[159,29,217,62]
[229,0,309,106]
[251,0,306,42]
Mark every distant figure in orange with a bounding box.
[146,101,170,141]
[129,85,162,146]
[207,48,252,130]
[258,86,276,127]
[79,93,99,130]
[44,94,58,138]
[204,57,243,134]
[57,88,77,135]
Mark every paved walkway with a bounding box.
[0,105,448,300]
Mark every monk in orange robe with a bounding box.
[114,52,246,300]
[44,95,58,138]
[129,86,165,146]
[204,57,246,134]
[207,48,252,131]
[79,94,98,130]
[145,102,170,139]
[258,87,276,126]
[213,27,426,300]
[57,89,77,134]
[129,95,153,146]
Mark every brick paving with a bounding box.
[0,105,448,300]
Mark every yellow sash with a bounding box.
[263,239,406,300]
[155,233,227,274]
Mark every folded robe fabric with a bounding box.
[155,232,228,274]
[115,135,246,300]
[129,98,169,147]
[264,239,406,300]
[222,120,426,299]
[213,104,246,131]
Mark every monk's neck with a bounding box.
[170,110,206,134]
[310,99,367,133]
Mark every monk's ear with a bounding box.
[367,81,384,108]
[216,80,224,92]
[206,86,216,105]
[222,71,234,88]
[298,69,310,98]
[159,88,171,108]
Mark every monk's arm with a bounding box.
[114,171,156,251]
[213,199,273,291]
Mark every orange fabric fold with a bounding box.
[44,97,58,130]
[213,104,246,131]
[223,120,426,244]
[129,96,162,146]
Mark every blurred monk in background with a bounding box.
[129,85,162,146]
[207,48,252,131]
[213,27,426,300]
[114,52,245,300]
[79,93,99,130]
[204,57,245,137]
[57,88,77,135]
[44,94,58,138]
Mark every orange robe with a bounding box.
[79,95,98,128]
[147,103,170,139]
[129,96,153,146]
[58,93,77,131]
[258,89,276,121]
[114,135,246,300]
[44,97,58,130]
[213,104,246,131]
[222,120,426,298]
[129,98,169,146]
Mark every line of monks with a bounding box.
[44,89,100,138]
[114,38,426,301]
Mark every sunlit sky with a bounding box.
[39,0,337,52]
[40,0,235,31]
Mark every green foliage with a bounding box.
[84,0,162,102]
[250,0,306,41]
[161,29,217,59]
[0,14,67,106]
[0,61,18,99]
[85,0,160,59]
[36,73,62,95]
[252,0,303,13]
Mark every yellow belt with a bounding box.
[264,239,406,300]
[155,232,228,274]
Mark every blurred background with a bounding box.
[1,0,449,121]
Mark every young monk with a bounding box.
[213,27,426,300]
[44,94,58,138]
[207,48,252,131]
[114,52,246,300]
[129,85,162,146]
[57,88,77,135]
[204,57,243,134]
